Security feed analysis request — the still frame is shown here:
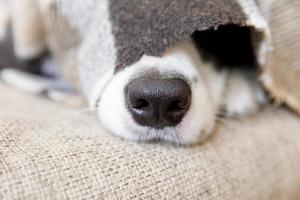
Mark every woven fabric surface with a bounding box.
[1,83,300,199]
[259,0,300,114]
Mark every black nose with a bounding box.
[126,77,191,128]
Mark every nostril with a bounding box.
[132,99,150,110]
[167,99,191,112]
[168,100,184,112]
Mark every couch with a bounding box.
[1,83,300,199]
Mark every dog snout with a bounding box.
[126,77,191,128]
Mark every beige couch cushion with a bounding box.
[1,83,300,199]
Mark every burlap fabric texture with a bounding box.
[1,83,300,199]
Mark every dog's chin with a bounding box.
[96,54,216,145]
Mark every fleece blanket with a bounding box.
[37,0,268,107]
[1,0,300,113]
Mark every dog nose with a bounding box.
[126,77,191,128]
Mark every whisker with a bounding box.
[27,107,94,146]
[170,131,180,146]
[138,128,149,142]
[68,107,93,118]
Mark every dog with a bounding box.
[0,0,267,145]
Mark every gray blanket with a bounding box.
[39,0,269,107]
